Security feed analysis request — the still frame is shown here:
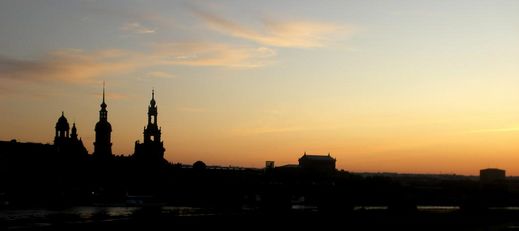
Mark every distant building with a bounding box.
[54,112,88,158]
[193,161,207,170]
[480,168,506,183]
[93,84,113,159]
[0,139,55,160]
[134,90,165,164]
[265,161,275,169]
[0,112,88,167]
[298,152,336,174]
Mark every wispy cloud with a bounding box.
[176,107,207,113]
[466,126,519,134]
[154,43,276,68]
[146,71,175,79]
[238,126,308,135]
[0,49,141,83]
[0,42,276,84]
[121,22,156,34]
[93,91,129,100]
[193,9,351,48]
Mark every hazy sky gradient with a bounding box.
[1,0,519,175]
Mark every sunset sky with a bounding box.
[1,0,519,175]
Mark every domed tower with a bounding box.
[93,83,112,159]
[134,90,165,163]
[54,111,70,145]
[54,113,88,157]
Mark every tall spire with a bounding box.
[150,88,156,106]
[94,82,112,158]
[102,81,105,104]
[100,81,107,109]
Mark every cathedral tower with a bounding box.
[134,90,165,163]
[93,83,112,159]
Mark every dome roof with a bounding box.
[55,112,70,130]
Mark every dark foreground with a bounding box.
[4,206,519,231]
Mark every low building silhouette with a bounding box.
[480,168,506,183]
[0,111,88,162]
[298,152,336,174]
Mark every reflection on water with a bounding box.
[1,206,215,230]
[353,206,461,212]
[2,206,213,221]
[417,206,460,212]
[354,206,388,210]
[162,206,215,216]
[6,205,519,222]
[488,207,519,211]
[68,206,139,220]
[5,205,519,229]
[291,205,318,211]
[3,206,141,222]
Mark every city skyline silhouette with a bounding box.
[3,83,516,176]
[2,0,519,175]
[2,1,519,229]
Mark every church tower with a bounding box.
[134,90,165,163]
[54,111,70,146]
[54,112,88,157]
[144,89,161,143]
[93,83,112,159]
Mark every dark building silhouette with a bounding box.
[0,140,55,162]
[480,168,506,183]
[54,112,70,144]
[54,112,88,157]
[193,160,207,170]
[134,90,165,163]
[298,152,336,174]
[93,84,112,159]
